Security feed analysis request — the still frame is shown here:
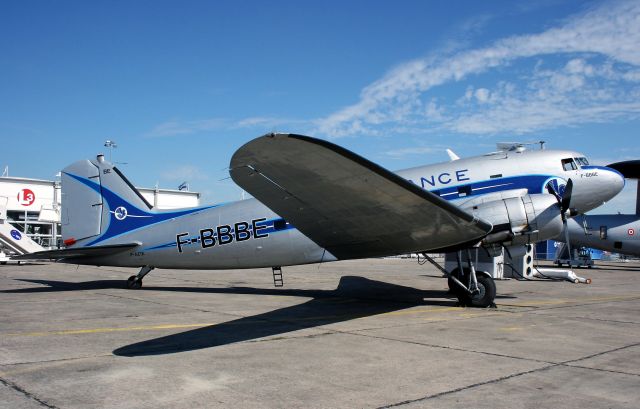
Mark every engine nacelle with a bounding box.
[466,194,563,246]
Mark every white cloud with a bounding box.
[232,116,306,130]
[384,146,440,158]
[144,116,306,138]
[474,88,490,103]
[314,0,640,138]
[160,165,209,182]
[145,118,227,138]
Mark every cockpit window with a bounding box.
[561,158,577,171]
[574,157,590,167]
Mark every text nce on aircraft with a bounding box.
[17,134,624,308]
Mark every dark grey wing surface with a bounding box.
[230,133,492,259]
[12,243,139,260]
[607,160,640,179]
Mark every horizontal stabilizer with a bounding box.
[12,243,140,261]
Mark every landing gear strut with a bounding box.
[421,251,496,308]
[126,265,154,289]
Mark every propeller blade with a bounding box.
[546,181,561,202]
[563,219,573,263]
[561,178,573,213]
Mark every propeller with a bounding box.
[546,178,574,263]
[546,179,573,220]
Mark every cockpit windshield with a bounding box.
[561,158,577,171]
[574,157,590,167]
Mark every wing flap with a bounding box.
[12,243,140,261]
[230,133,492,259]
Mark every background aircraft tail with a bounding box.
[61,154,154,247]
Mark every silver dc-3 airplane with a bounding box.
[16,133,625,308]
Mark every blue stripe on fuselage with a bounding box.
[428,174,554,201]
[72,171,557,251]
[64,172,221,246]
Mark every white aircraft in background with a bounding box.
[16,133,624,308]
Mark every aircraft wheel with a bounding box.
[460,274,496,308]
[126,275,142,289]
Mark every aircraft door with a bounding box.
[599,226,608,240]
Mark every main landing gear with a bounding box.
[126,265,154,289]
[420,250,496,308]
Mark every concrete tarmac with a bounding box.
[1,259,639,408]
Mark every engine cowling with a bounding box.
[465,194,563,246]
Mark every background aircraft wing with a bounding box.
[12,243,139,261]
[230,133,492,259]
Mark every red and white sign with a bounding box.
[17,188,36,207]
[628,228,635,236]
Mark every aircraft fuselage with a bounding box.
[72,148,624,269]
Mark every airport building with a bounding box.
[0,175,200,249]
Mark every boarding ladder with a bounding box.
[272,266,284,287]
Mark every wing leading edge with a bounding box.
[230,133,492,259]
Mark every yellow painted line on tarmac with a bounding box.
[499,326,525,331]
[7,294,638,338]
[4,307,471,338]
[499,293,640,308]
[385,306,462,316]
[6,323,214,337]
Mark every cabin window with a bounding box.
[561,158,577,171]
[490,174,502,179]
[274,219,288,231]
[457,185,472,197]
[599,226,607,240]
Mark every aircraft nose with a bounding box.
[602,166,625,200]
[570,165,625,213]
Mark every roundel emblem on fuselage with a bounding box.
[114,206,128,221]
[545,177,567,196]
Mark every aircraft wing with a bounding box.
[607,160,640,179]
[11,243,139,261]
[230,133,493,259]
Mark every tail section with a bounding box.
[61,154,154,247]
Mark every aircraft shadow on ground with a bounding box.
[4,276,513,356]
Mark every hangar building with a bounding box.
[0,175,200,250]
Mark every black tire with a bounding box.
[467,274,496,308]
[461,274,496,308]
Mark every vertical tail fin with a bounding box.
[61,155,153,246]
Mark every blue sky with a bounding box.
[1,0,639,213]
